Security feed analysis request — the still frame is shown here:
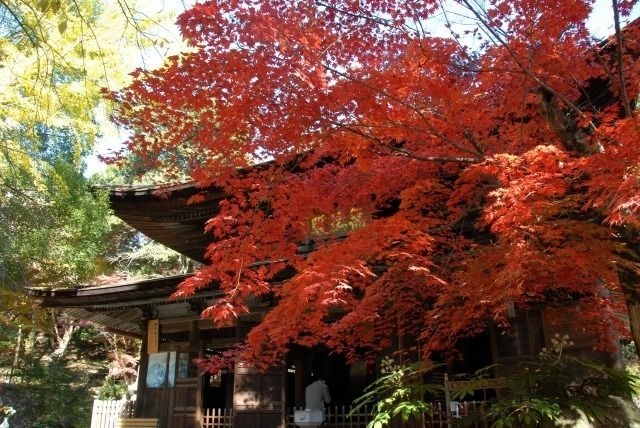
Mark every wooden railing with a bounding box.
[326,404,372,427]
[420,401,488,428]
[201,408,233,428]
[90,399,135,428]
[284,402,487,428]
[285,405,372,428]
[92,400,488,428]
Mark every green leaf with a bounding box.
[37,0,50,12]
[51,0,61,13]
[58,19,67,34]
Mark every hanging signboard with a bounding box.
[147,319,159,354]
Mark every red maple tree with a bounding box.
[106,0,640,370]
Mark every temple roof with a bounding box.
[28,274,223,337]
[103,182,224,264]
[27,182,269,337]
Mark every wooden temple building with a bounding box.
[29,183,372,428]
[24,18,640,428]
[28,181,624,428]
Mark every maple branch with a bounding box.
[456,0,508,47]
[406,3,428,39]
[335,122,480,164]
[322,63,484,158]
[436,0,476,58]
[388,146,480,164]
[448,62,522,74]
[458,0,591,123]
[612,0,633,118]
[314,1,399,32]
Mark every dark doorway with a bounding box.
[286,345,358,409]
[202,371,233,409]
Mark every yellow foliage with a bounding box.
[0,0,179,165]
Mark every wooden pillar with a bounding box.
[136,319,150,417]
[189,320,199,350]
[190,320,203,428]
[295,355,306,408]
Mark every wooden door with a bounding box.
[171,377,200,428]
[233,364,285,428]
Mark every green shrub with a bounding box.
[98,377,128,400]
[466,335,640,427]
[13,356,93,427]
[350,359,442,428]
[353,337,640,428]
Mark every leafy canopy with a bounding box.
[109,0,640,368]
[0,0,181,364]
[0,0,180,291]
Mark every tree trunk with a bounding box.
[626,300,640,360]
[9,325,22,382]
[52,324,76,358]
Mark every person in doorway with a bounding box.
[305,374,331,411]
